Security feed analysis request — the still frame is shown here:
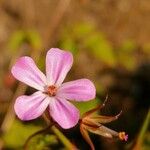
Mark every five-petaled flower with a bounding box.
[11,48,96,129]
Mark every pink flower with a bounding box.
[11,48,96,129]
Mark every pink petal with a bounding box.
[11,56,47,91]
[49,97,79,129]
[14,91,49,120]
[57,79,96,101]
[46,48,73,86]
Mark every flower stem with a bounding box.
[42,114,78,150]
[51,126,77,150]
[133,109,150,150]
[23,124,53,150]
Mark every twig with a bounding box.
[1,83,26,133]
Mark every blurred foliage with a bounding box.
[143,43,150,55]
[60,23,116,66]
[8,30,42,53]
[3,120,42,149]
[84,33,116,67]
[2,120,58,150]
[133,110,150,150]
[60,22,149,70]
[117,40,137,70]
[8,31,25,53]
[143,133,150,150]
[27,134,58,150]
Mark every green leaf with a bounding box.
[27,134,58,150]
[8,31,25,52]
[60,38,77,54]
[118,54,136,70]
[73,23,94,38]
[3,120,42,149]
[120,40,136,52]
[26,30,42,49]
[72,98,101,115]
[84,33,116,66]
[143,43,150,55]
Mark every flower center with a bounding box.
[45,85,57,96]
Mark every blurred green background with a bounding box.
[0,0,150,149]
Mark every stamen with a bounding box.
[45,85,57,96]
[119,132,128,141]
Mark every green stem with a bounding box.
[51,126,77,150]
[133,109,150,150]
[24,124,53,150]
[42,114,77,150]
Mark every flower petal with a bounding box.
[14,91,49,120]
[46,48,73,86]
[11,56,47,91]
[49,97,79,129]
[57,79,96,101]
